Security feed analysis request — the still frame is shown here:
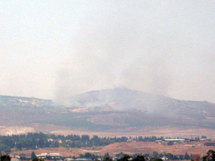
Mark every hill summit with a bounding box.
[69,88,215,117]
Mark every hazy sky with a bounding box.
[0,0,215,103]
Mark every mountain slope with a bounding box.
[69,88,215,119]
[1,88,215,132]
[0,95,54,108]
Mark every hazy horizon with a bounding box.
[1,0,215,103]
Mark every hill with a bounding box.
[0,95,54,108]
[1,88,215,133]
[69,88,215,120]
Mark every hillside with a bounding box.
[1,88,215,133]
[0,95,54,108]
[69,88,215,119]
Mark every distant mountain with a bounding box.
[1,88,215,133]
[69,88,215,119]
[0,95,61,127]
[0,95,54,108]
[70,88,166,112]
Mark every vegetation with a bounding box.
[203,150,215,161]
[77,152,192,161]
[103,153,113,161]
[132,155,146,161]
[0,132,212,161]
[31,151,37,160]
[0,133,172,153]
[117,154,130,161]
[0,154,11,161]
[0,133,127,152]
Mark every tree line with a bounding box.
[0,133,207,154]
[0,133,169,153]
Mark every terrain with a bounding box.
[11,141,215,157]
[1,88,215,136]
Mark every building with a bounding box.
[37,153,62,160]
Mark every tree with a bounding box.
[203,150,215,161]
[132,155,146,161]
[32,158,45,161]
[31,151,37,159]
[167,141,173,145]
[0,154,11,161]
[103,153,112,161]
[150,159,162,161]
[117,154,130,161]
[184,152,190,160]
[152,152,159,158]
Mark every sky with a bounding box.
[0,0,215,103]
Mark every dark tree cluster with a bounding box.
[0,133,128,152]
[203,150,215,161]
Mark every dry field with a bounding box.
[2,124,215,139]
[39,125,215,139]
[11,141,215,157]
